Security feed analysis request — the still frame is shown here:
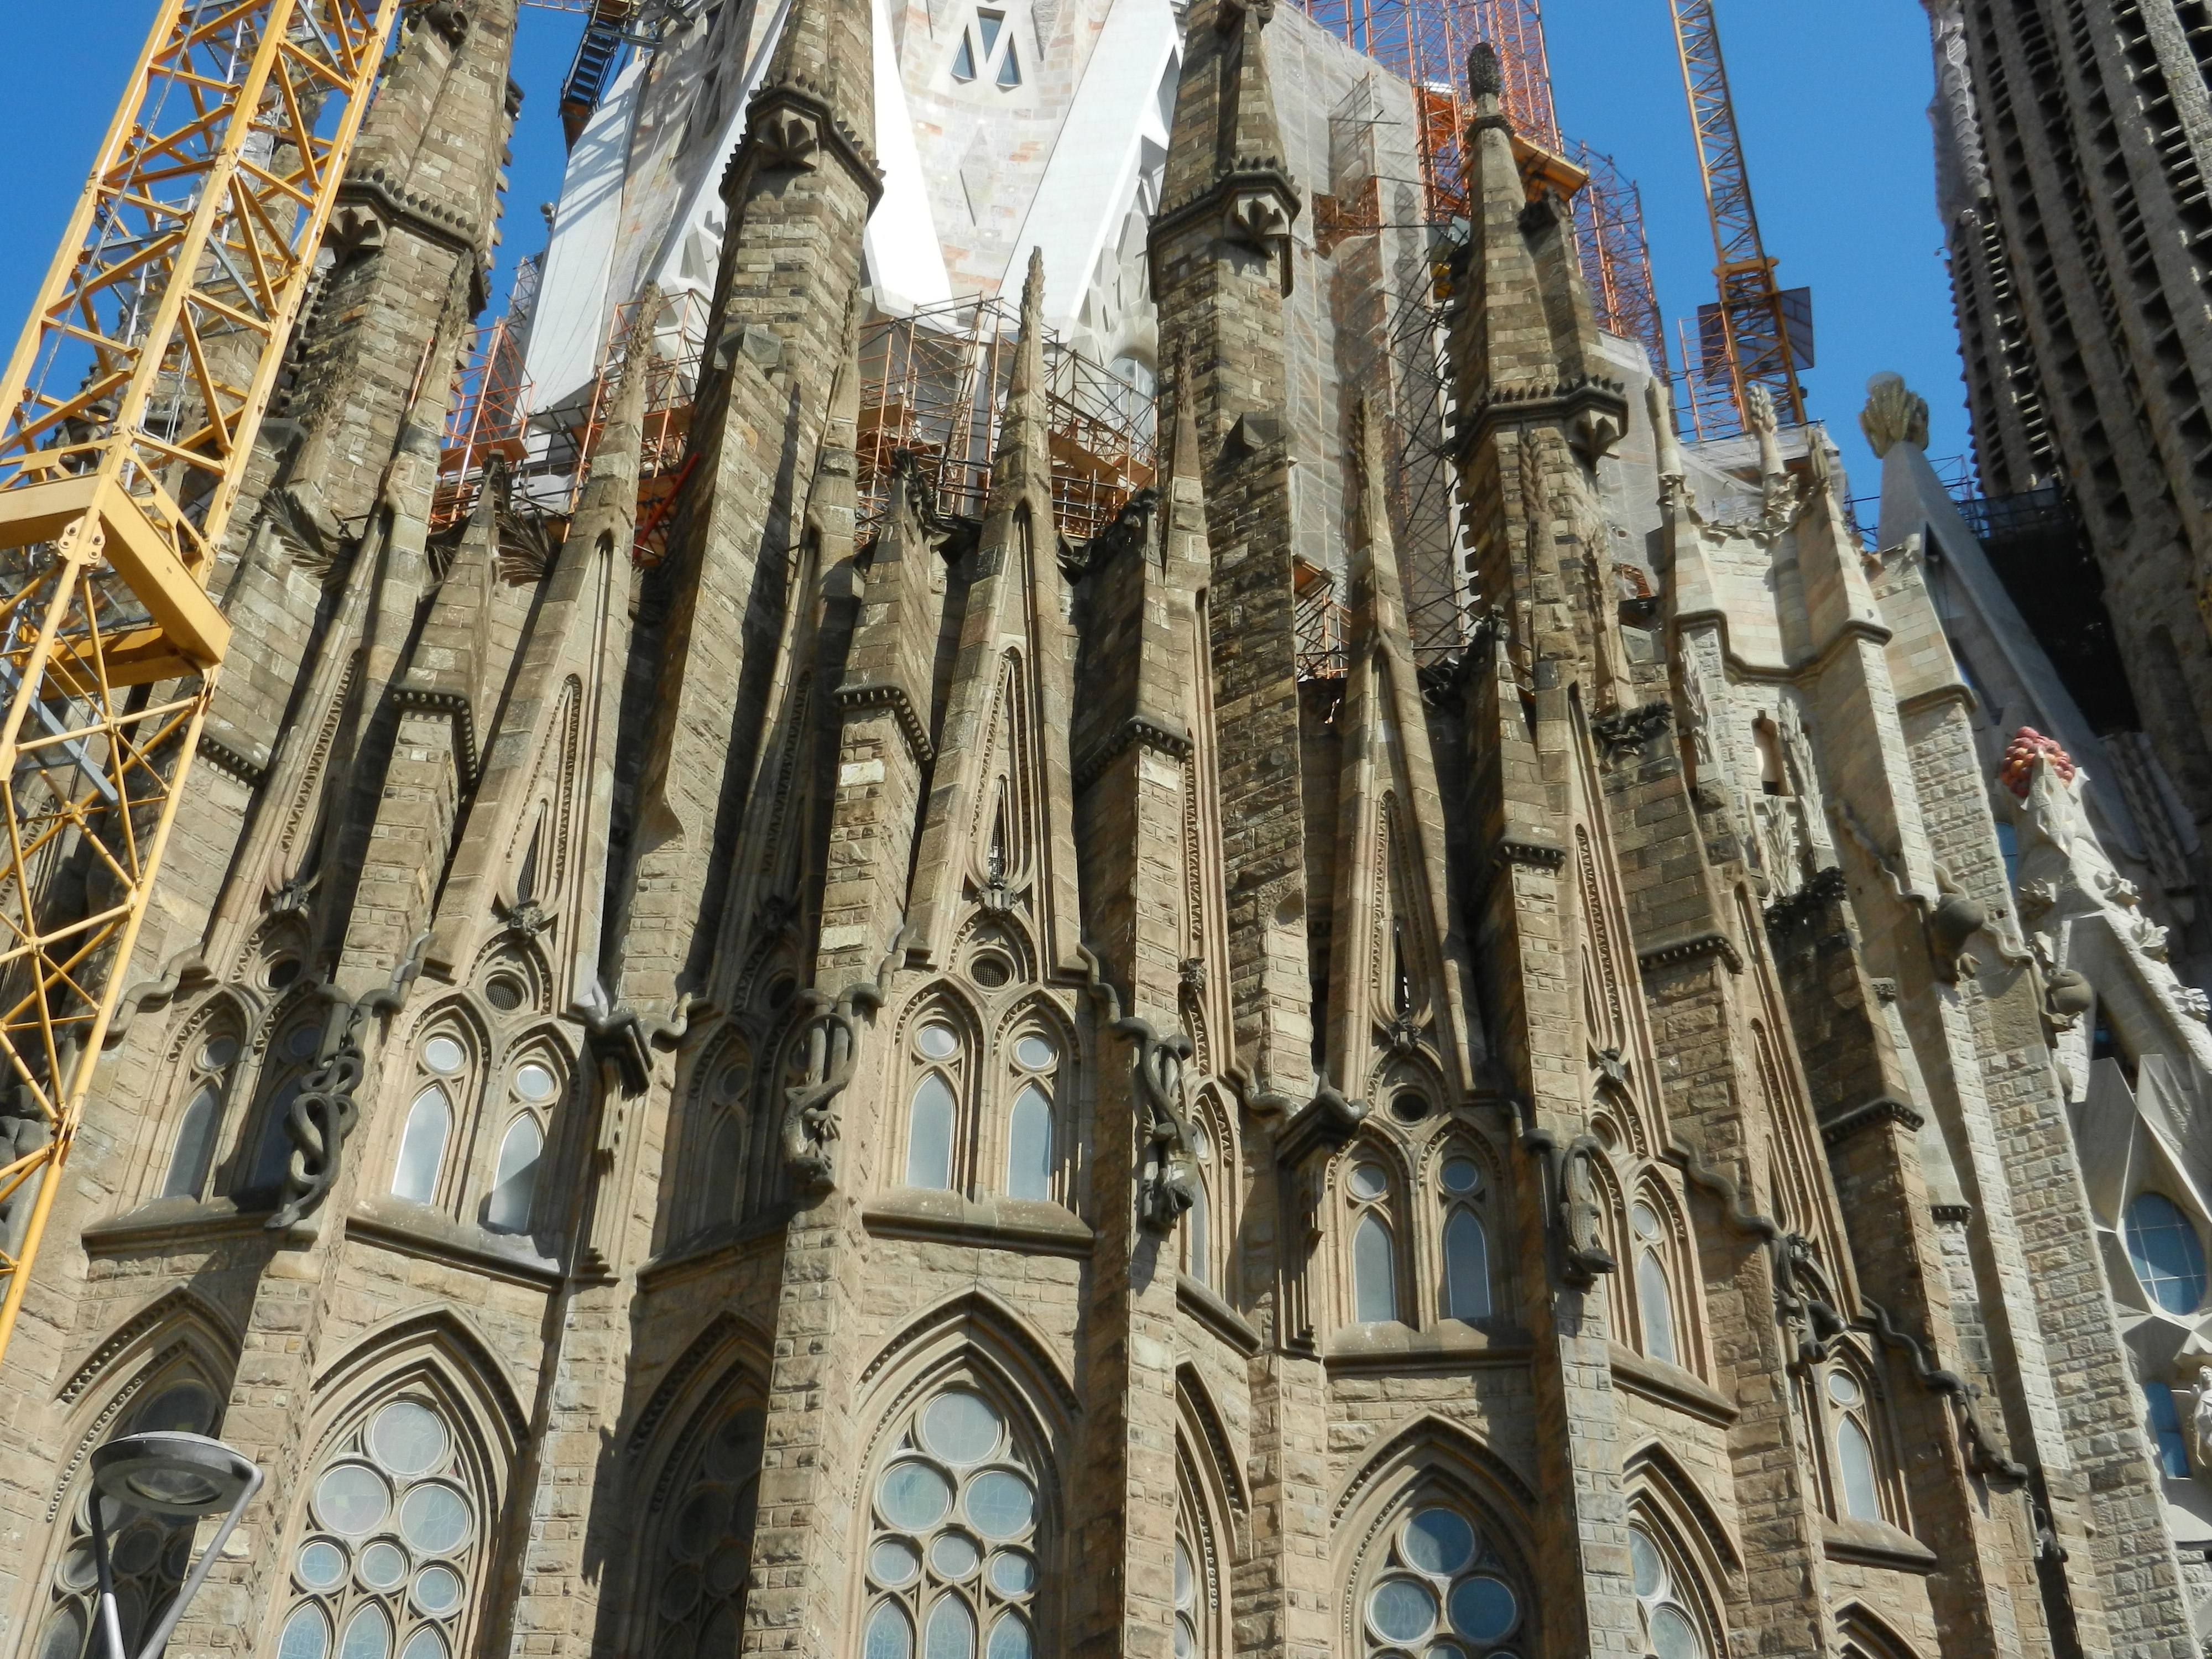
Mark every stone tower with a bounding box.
[1924,0,2212,971]
[0,9,2198,1659]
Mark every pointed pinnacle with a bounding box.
[1008,247,1047,407]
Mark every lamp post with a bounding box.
[86,1431,262,1659]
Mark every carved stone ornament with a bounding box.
[752,106,822,173]
[781,984,883,1192]
[1117,1016,1201,1231]
[1556,1135,1616,1286]
[328,202,389,262]
[1569,406,1623,463]
[1926,891,1986,984]
[270,1028,364,1232]
[1222,186,1296,295]
[1858,372,1931,460]
[413,1,470,46]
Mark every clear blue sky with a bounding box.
[0,0,1960,491]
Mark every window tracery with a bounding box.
[948,5,1024,88]
[161,1022,242,1199]
[1624,1185,1696,1373]
[1627,1522,1709,1659]
[34,1372,223,1659]
[1802,1350,1905,1529]
[858,1382,1047,1659]
[646,1395,765,1659]
[273,1396,485,1659]
[1345,1155,1401,1326]
[1434,1149,1491,1324]
[1353,1497,1525,1657]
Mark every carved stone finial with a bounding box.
[1859,372,1930,459]
[1467,41,1503,100]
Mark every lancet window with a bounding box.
[392,1030,471,1206]
[1344,1154,1402,1326]
[645,1395,765,1659]
[33,1369,225,1659]
[273,1396,487,1659]
[692,1037,755,1235]
[949,7,1023,88]
[1181,1115,1218,1290]
[1003,1028,1059,1202]
[1352,1496,1526,1656]
[858,1381,1047,1659]
[1624,1183,1698,1374]
[1802,1348,1906,1529]
[160,1018,243,1199]
[1434,1146,1492,1324]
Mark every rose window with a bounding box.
[860,1385,1044,1659]
[275,1399,480,1659]
[1360,1503,1523,1658]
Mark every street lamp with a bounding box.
[86,1431,262,1659]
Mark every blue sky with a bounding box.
[0,0,1960,490]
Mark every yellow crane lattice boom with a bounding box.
[1667,0,1806,427]
[0,0,402,1358]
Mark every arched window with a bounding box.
[907,1075,958,1191]
[484,1119,542,1233]
[1182,1124,1213,1290]
[1354,1496,1524,1655]
[1003,1026,1059,1202]
[1809,1358,1901,1527]
[393,1088,452,1205]
[858,1381,1047,1659]
[1631,1199,1679,1367]
[2125,1191,2207,1314]
[161,1027,241,1199]
[647,1396,764,1659]
[1006,1087,1052,1201]
[1436,1151,1490,1323]
[692,1040,753,1233]
[274,1396,484,1659]
[1345,1156,1400,1325]
[1628,1523,1709,1658]
[33,1373,224,1659]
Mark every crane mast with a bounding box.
[0,0,400,1360]
[1667,0,1807,426]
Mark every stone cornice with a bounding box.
[197,732,268,787]
[836,681,936,764]
[1453,372,1629,461]
[1819,1095,1925,1148]
[391,683,481,785]
[336,167,488,258]
[1490,831,1567,870]
[1072,712,1193,791]
[1635,930,1744,976]
[1177,1271,1262,1355]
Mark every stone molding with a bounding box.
[1635,930,1744,976]
[836,680,936,764]
[1818,1097,1926,1148]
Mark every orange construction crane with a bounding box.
[1667,0,1809,426]
[0,0,400,1361]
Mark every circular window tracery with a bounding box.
[863,1384,1044,1659]
[278,1398,482,1659]
[1359,1501,1523,1659]
[650,1399,764,1659]
[34,1377,222,1659]
[1629,1525,1705,1659]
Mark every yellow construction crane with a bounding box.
[1666,0,1809,427]
[0,0,401,1361]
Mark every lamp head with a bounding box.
[91,1432,258,1518]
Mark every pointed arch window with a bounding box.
[1808,1355,1905,1529]
[1004,1028,1058,1203]
[1631,1198,1680,1368]
[1346,1157,1400,1325]
[1182,1121,1214,1290]
[907,1074,959,1191]
[393,1088,452,1205]
[161,1027,240,1199]
[1436,1152,1491,1324]
[647,1396,764,1659]
[1628,1523,1709,1659]
[693,1040,754,1234]
[484,1118,542,1233]
[274,1396,484,1659]
[1353,1496,1525,1655]
[859,1382,1047,1659]
[34,1373,223,1659]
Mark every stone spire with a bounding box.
[906,248,1082,973]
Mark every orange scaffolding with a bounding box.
[431,291,1154,566]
